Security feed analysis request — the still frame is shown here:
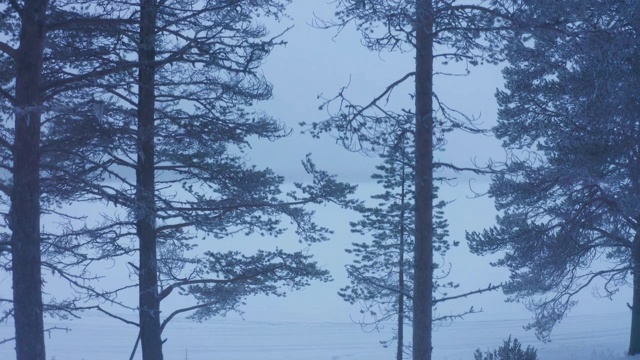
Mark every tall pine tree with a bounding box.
[308,1,513,358]
[467,0,640,354]
[51,1,359,359]
[339,128,455,359]
[0,1,135,358]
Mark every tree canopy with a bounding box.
[467,0,640,353]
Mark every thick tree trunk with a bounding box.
[412,0,434,359]
[137,0,162,359]
[629,232,640,355]
[11,1,48,359]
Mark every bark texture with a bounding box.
[412,0,434,359]
[11,1,48,359]
[137,0,162,358]
[397,163,406,360]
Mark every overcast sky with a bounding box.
[250,0,505,184]
[236,0,516,322]
[237,0,633,328]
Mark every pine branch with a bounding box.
[94,306,139,327]
[433,306,481,323]
[433,283,502,304]
[433,161,494,175]
[159,301,217,333]
[0,42,16,59]
[158,264,288,301]
[0,326,70,346]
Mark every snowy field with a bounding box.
[0,310,637,359]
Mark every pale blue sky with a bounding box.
[240,0,519,324]
[241,0,632,328]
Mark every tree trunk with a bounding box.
[137,0,162,359]
[11,1,48,359]
[397,152,406,360]
[412,0,434,359]
[629,232,640,355]
[397,271,404,360]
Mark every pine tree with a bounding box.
[0,1,131,358]
[307,1,513,358]
[51,1,359,359]
[1,1,357,359]
[467,0,640,354]
[339,129,455,359]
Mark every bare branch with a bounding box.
[0,326,70,346]
[95,306,139,327]
[434,283,502,304]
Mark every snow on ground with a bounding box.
[0,310,637,359]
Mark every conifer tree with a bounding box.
[0,1,134,358]
[467,0,640,354]
[308,1,513,358]
[56,1,359,358]
[339,128,455,359]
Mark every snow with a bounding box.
[0,310,637,359]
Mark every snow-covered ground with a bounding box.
[0,309,636,359]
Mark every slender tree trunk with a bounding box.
[629,231,640,355]
[11,1,48,359]
[413,0,434,359]
[397,153,406,360]
[397,266,405,360]
[630,15,640,356]
[137,0,162,358]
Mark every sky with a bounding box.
[239,0,513,321]
[236,0,633,329]
[250,0,504,183]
